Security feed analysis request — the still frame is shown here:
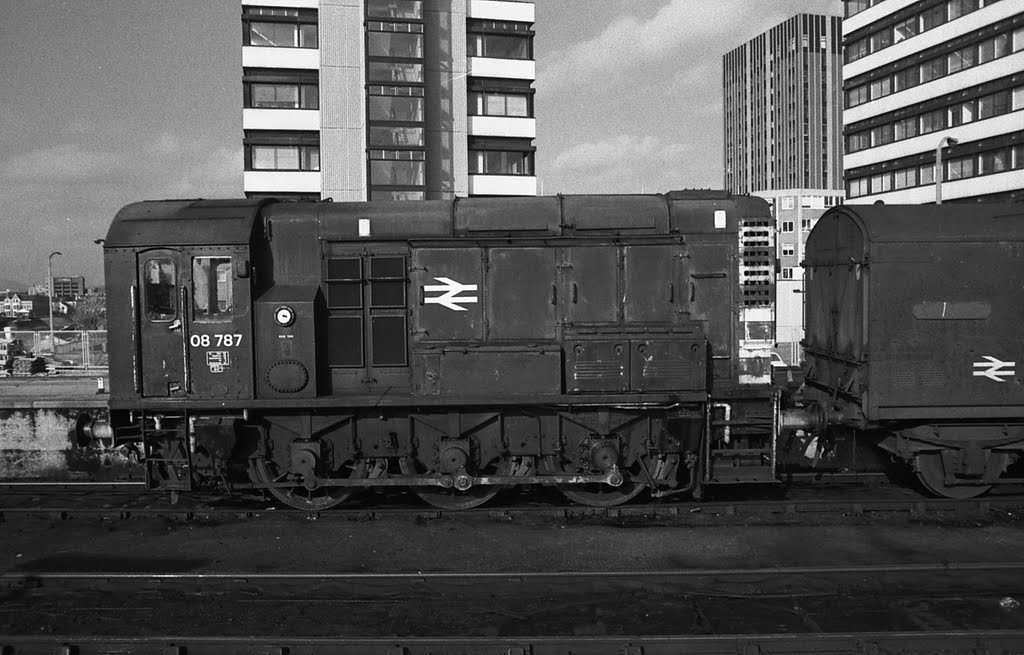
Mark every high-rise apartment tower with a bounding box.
[723,14,845,365]
[842,0,1024,204]
[242,0,537,201]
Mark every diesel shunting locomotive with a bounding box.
[82,193,1024,508]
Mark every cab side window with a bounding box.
[144,258,176,322]
[192,257,234,318]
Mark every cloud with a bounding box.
[550,134,692,172]
[538,0,842,92]
[1,135,241,198]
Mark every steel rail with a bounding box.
[5,561,1024,582]
[3,631,1024,655]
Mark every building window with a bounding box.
[469,91,532,117]
[946,155,975,180]
[367,29,424,59]
[979,150,1009,175]
[249,144,319,171]
[469,150,534,175]
[894,116,919,141]
[781,196,795,210]
[368,93,424,121]
[248,83,319,109]
[467,33,532,59]
[894,167,918,190]
[368,61,423,83]
[781,268,795,280]
[369,126,425,147]
[781,220,794,233]
[870,172,893,194]
[919,108,945,135]
[919,163,935,186]
[846,84,869,108]
[246,22,318,49]
[947,100,975,127]
[366,0,422,19]
[371,190,426,201]
[781,245,795,257]
[370,157,426,186]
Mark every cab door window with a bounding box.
[144,258,177,321]
[192,257,234,319]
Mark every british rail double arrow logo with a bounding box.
[424,277,478,312]
[972,356,1016,383]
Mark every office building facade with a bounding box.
[242,0,537,201]
[843,0,1024,204]
[723,14,845,365]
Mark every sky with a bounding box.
[0,0,841,288]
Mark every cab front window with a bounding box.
[193,257,234,318]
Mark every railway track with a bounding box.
[2,565,1024,653]
[1,480,1023,526]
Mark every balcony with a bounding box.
[244,171,321,194]
[242,46,319,70]
[243,109,320,131]
[468,57,535,80]
[468,116,536,139]
[468,0,535,23]
[468,175,537,196]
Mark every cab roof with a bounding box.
[105,199,272,248]
[821,203,1024,243]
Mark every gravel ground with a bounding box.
[2,512,1022,576]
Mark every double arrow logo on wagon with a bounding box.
[424,277,478,312]
[972,356,1016,383]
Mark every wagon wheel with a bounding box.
[398,455,515,510]
[915,451,1008,500]
[541,454,650,507]
[249,456,383,511]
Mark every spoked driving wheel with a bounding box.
[399,455,515,510]
[249,457,377,511]
[915,451,1008,500]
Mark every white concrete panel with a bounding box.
[843,0,919,35]
[848,169,1024,204]
[844,51,1024,124]
[243,109,321,131]
[242,46,319,70]
[844,2,1024,79]
[468,0,534,22]
[468,175,537,196]
[244,171,322,194]
[468,57,535,80]
[468,116,536,138]
[244,0,318,8]
[845,112,1024,170]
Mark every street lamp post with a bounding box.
[48,251,62,355]
[935,136,959,205]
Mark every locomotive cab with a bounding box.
[105,200,267,402]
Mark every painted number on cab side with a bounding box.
[190,334,243,348]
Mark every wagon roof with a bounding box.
[105,199,272,248]
[824,203,1024,243]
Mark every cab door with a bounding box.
[183,248,254,399]
[137,249,186,397]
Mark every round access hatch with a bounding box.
[266,360,309,393]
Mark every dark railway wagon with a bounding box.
[98,192,784,509]
[801,203,1024,498]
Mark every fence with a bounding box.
[2,330,108,371]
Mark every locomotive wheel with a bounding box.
[398,455,514,510]
[249,457,377,511]
[915,451,1008,500]
[541,454,649,507]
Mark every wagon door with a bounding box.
[137,249,186,397]
[183,248,254,399]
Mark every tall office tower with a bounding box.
[242,0,537,201]
[723,14,845,365]
[843,0,1024,204]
